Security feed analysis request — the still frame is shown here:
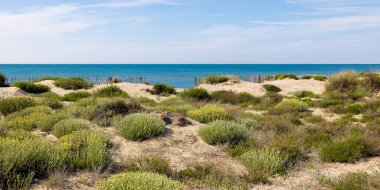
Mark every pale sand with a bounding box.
[199,79,326,97]
[0,87,29,99]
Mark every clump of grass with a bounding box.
[293,90,315,98]
[318,172,373,190]
[52,118,90,138]
[301,75,327,81]
[0,134,63,189]
[326,71,358,93]
[271,99,308,114]
[93,85,128,98]
[57,130,111,170]
[198,120,249,146]
[125,157,172,177]
[270,135,307,166]
[63,91,91,101]
[36,111,72,131]
[0,72,6,87]
[153,97,194,115]
[0,97,36,116]
[151,84,176,96]
[263,84,282,93]
[36,76,63,82]
[38,98,64,109]
[211,90,254,105]
[320,134,369,163]
[97,172,186,190]
[187,104,230,123]
[54,77,93,90]
[275,74,298,80]
[239,148,287,183]
[202,75,229,84]
[115,113,165,141]
[251,93,283,110]
[360,72,380,92]
[2,106,53,130]
[346,102,372,115]
[179,88,210,100]
[11,81,50,94]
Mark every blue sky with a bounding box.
[0,0,380,63]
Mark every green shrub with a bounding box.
[239,148,286,183]
[301,75,327,81]
[303,132,331,148]
[272,99,308,113]
[36,111,72,131]
[0,72,6,87]
[270,135,306,166]
[63,91,91,101]
[0,135,63,189]
[52,118,90,138]
[54,77,93,90]
[275,74,298,80]
[38,98,64,109]
[93,85,128,98]
[346,88,370,100]
[326,71,358,92]
[263,84,281,93]
[252,93,283,110]
[198,120,249,146]
[115,113,165,141]
[97,172,185,190]
[12,81,50,94]
[154,98,194,115]
[0,97,36,116]
[319,172,371,190]
[360,72,380,92]
[320,134,369,163]
[347,103,372,115]
[3,106,53,130]
[57,130,111,170]
[125,157,172,177]
[211,91,254,105]
[179,88,210,100]
[152,84,176,96]
[187,104,230,123]
[36,76,63,82]
[293,91,315,98]
[202,75,229,84]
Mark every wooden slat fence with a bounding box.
[5,76,147,85]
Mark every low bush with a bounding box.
[0,135,63,189]
[93,85,128,98]
[179,88,210,100]
[293,91,315,98]
[12,81,50,94]
[198,120,249,146]
[0,72,7,87]
[303,132,331,148]
[202,75,229,84]
[320,134,369,163]
[346,103,372,115]
[115,113,165,141]
[151,84,176,96]
[263,84,281,93]
[275,74,298,80]
[211,90,254,105]
[54,77,93,90]
[326,71,358,93]
[57,130,111,170]
[154,97,194,115]
[0,97,36,116]
[177,164,216,180]
[2,106,53,130]
[251,93,283,110]
[239,148,286,183]
[97,172,185,190]
[36,111,72,131]
[125,157,172,177]
[38,98,64,109]
[319,172,372,190]
[360,72,380,92]
[63,91,91,101]
[187,104,230,123]
[271,99,308,113]
[52,118,90,138]
[270,135,306,166]
[301,75,327,81]
[36,76,62,82]
[346,88,370,100]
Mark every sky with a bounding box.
[0,0,380,64]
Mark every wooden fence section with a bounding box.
[5,76,147,85]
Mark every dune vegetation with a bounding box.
[0,71,380,189]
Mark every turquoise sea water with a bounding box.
[0,64,379,88]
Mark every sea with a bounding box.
[0,64,379,88]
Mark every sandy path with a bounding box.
[252,157,380,190]
[102,123,246,175]
[199,79,326,97]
